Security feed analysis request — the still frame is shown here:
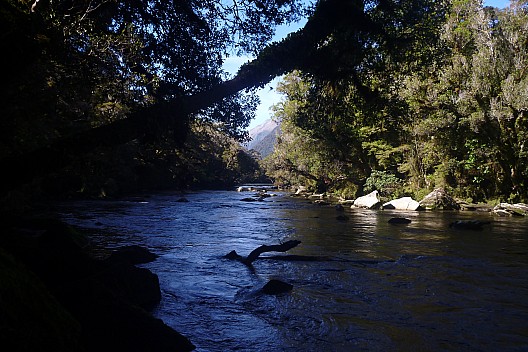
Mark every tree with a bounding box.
[402,0,528,201]
[1,0,382,195]
[267,0,450,198]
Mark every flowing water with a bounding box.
[57,189,528,351]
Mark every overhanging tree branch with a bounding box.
[1,0,372,195]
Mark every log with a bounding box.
[244,240,301,264]
[225,240,301,265]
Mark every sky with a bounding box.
[223,0,511,130]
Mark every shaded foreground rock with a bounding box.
[0,217,194,352]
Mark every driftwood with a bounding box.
[225,240,301,265]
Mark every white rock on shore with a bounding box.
[382,197,422,210]
[352,191,381,209]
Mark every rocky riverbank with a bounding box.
[0,217,195,352]
[288,187,528,217]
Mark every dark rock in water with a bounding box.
[1,217,195,352]
[388,217,412,224]
[176,197,189,202]
[336,215,349,221]
[449,220,491,230]
[57,277,194,352]
[240,197,263,202]
[224,250,241,260]
[107,245,158,265]
[261,279,293,295]
[335,204,344,211]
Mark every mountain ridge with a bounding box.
[245,119,279,158]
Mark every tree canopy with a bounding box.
[267,0,528,202]
[2,0,526,202]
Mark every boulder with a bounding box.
[261,279,293,295]
[419,188,460,210]
[352,191,381,209]
[240,197,263,202]
[492,203,528,216]
[106,245,158,265]
[388,217,412,224]
[95,262,162,310]
[449,220,491,230]
[383,197,422,210]
[493,209,512,217]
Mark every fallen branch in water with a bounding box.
[225,240,301,265]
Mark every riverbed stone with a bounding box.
[492,203,528,216]
[352,191,381,209]
[261,279,293,295]
[388,217,412,224]
[383,197,422,210]
[419,188,460,210]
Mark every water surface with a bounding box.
[57,190,528,351]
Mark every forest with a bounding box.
[1,0,527,207]
[1,1,527,351]
[265,0,528,203]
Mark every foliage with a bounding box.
[0,0,306,196]
[363,171,403,197]
[268,0,528,202]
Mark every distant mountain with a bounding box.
[245,119,280,158]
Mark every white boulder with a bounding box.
[383,197,422,210]
[352,191,381,209]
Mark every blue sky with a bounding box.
[223,0,511,130]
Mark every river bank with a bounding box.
[0,216,195,352]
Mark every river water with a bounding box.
[57,189,528,351]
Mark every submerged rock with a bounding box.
[261,279,293,295]
[336,215,349,221]
[449,220,491,230]
[388,217,412,224]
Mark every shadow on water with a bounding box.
[57,190,528,351]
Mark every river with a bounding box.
[56,189,528,351]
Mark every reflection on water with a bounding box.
[57,190,528,351]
